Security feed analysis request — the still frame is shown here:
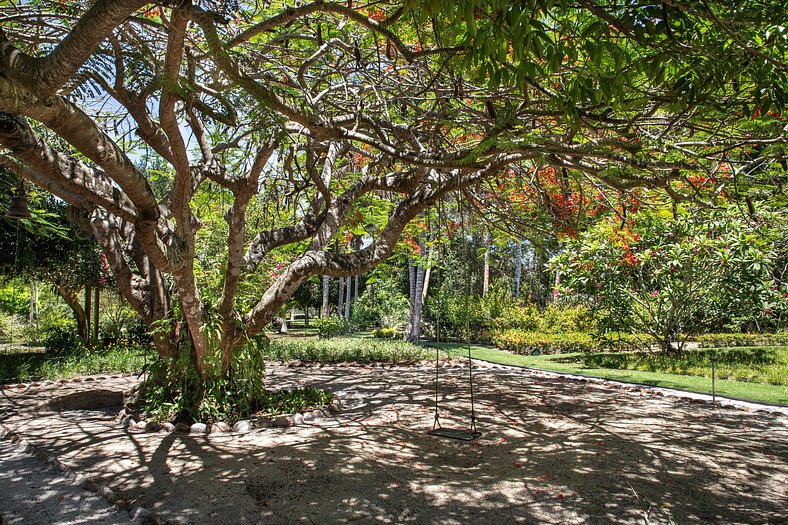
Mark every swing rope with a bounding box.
[429,188,480,441]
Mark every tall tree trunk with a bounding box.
[405,257,416,339]
[84,285,92,346]
[421,245,433,304]
[29,281,38,343]
[482,232,490,297]
[354,275,359,305]
[93,287,100,345]
[321,275,330,318]
[405,238,427,342]
[54,285,88,345]
[337,276,344,317]
[304,306,310,327]
[344,276,351,321]
[513,240,523,299]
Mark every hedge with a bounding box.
[694,332,788,348]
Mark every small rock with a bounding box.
[303,412,314,422]
[160,422,175,433]
[144,422,161,433]
[98,485,117,503]
[272,417,290,428]
[321,409,333,418]
[124,418,138,429]
[174,422,190,433]
[256,418,273,429]
[115,499,131,510]
[83,377,95,382]
[292,413,305,425]
[233,420,252,433]
[211,422,231,434]
[131,507,156,525]
[311,409,324,420]
[16,384,25,389]
[134,420,148,430]
[189,423,208,435]
[71,378,82,383]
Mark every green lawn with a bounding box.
[431,342,788,405]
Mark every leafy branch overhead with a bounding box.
[0,0,785,381]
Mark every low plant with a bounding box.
[265,337,430,363]
[576,346,788,385]
[492,329,598,355]
[371,327,398,339]
[312,316,346,339]
[694,332,788,348]
[0,341,152,383]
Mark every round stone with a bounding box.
[303,412,314,422]
[174,422,190,433]
[160,422,175,433]
[311,409,324,420]
[292,413,305,426]
[189,423,208,435]
[211,422,231,434]
[144,422,161,433]
[233,420,252,433]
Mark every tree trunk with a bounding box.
[84,285,92,346]
[321,275,330,318]
[405,257,416,339]
[421,246,433,304]
[337,276,344,317]
[513,240,523,299]
[405,238,426,342]
[344,276,351,321]
[482,232,490,297]
[304,306,310,327]
[29,281,38,343]
[54,285,89,345]
[354,275,359,305]
[93,287,100,346]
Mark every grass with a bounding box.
[0,345,153,383]
[432,342,788,405]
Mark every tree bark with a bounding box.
[93,287,100,345]
[54,285,88,345]
[405,237,426,342]
[482,232,490,297]
[321,275,330,318]
[344,276,351,321]
[337,276,344,317]
[84,285,92,346]
[513,240,523,299]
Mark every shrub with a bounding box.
[694,332,788,348]
[371,327,398,339]
[313,316,346,339]
[493,303,596,334]
[492,329,598,355]
[265,337,430,363]
[43,323,83,355]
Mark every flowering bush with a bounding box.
[551,206,783,352]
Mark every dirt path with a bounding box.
[0,439,133,525]
[0,364,786,524]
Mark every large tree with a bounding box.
[0,0,785,389]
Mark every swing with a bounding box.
[428,192,481,441]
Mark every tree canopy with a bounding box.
[0,0,786,382]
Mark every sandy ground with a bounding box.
[0,363,786,525]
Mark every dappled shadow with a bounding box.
[1,366,786,524]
